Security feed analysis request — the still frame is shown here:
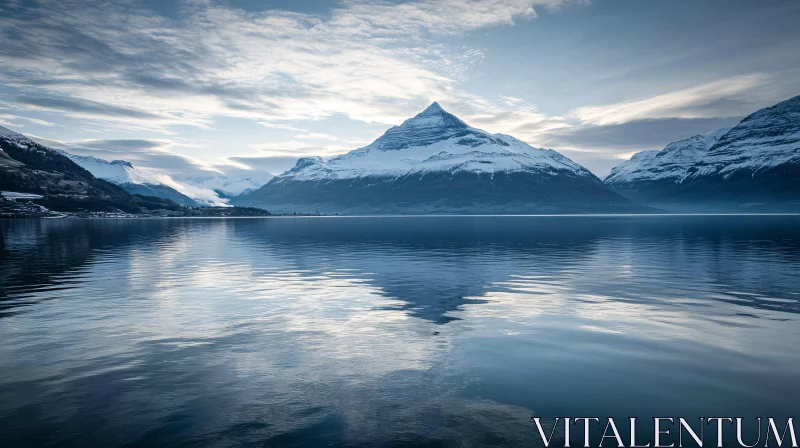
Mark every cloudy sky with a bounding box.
[1,0,799,179]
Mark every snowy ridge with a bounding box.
[0,125,66,158]
[605,128,730,185]
[63,152,153,184]
[687,95,800,179]
[64,150,272,202]
[603,94,800,210]
[0,124,271,206]
[0,125,27,140]
[607,95,800,187]
[59,151,204,206]
[274,102,592,184]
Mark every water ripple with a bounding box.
[0,216,799,447]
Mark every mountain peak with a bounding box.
[399,101,468,130]
[369,102,473,151]
[405,101,459,125]
[421,101,444,114]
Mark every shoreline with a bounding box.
[2,212,799,220]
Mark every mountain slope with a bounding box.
[690,95,800,178]
[63,152,201,207]
[678,95,800,206]
[117,183,199,206]
[0,126,185,213]
[604,94,800,211]
[604,128,729,201]
[234,102,635,214]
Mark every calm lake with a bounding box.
[1,216,799,447]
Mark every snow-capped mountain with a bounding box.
[0,125,183,213]
[274,102,592,181]
[62,152,201,207]
[234,102,634,214]
[605,94,800,211]
[40,140,273,206]
[678,95,800,208]
[685,95,800,181]
[64,153,151,184]
[604,128,729,200]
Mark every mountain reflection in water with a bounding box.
[1,216,799,447]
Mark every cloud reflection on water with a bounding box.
[1,216,799,446]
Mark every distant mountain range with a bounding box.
[54,147,275,206]
[1,126,275,207]
[63,153,275,206]
[4,94,798,216]
[604,128,730,200]
[0,125,185,214]
[605,95,800,212]
[62,153,202,207]
[0,126,270,217]
[234,102,638,214]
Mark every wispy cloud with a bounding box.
[4,0,789,179]
[568,74,770,126]
[258,122,308,132]
[0,114,60,127]
[295,133,338,140]
[248,140,357,158]
[0,0,583,133]
[455,95,571,144]
[227,155,302,175]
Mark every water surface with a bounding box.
[1,216,799,447]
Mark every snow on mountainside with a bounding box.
[64,151,275,201]
[604,94,800,210]
[0,126,185,213]
[64,153,151,184]
[0,125,27,140]
[66,153,273,203]
[15,129,272,205]
[686,95,800,179]
[605,128,730,185]
[62,152,201,207]
[236,102,635,214]
[274,102,594,184]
